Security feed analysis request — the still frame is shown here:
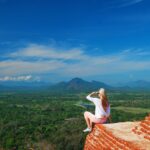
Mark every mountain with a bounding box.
[0,84,5,89]
[49,77,112,93]
[127,80,150,88]
[49,78,150,93]
[0,81,53,92]
[0,80,53,87]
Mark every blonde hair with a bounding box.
[99,88,109,112]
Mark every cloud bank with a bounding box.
[0,43,150,79]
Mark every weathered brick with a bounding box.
[84,115,150,150]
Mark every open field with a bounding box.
[112,106,150,114]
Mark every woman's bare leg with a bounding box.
[84,111,91,128]
[84,111,106,129]
[89,119,93,129]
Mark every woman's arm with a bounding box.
[88,92,96,97]
[86,92,96,102]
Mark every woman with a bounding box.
[83,88,111,132]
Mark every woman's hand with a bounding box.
[89,92,96,96]
[91,92,96,94]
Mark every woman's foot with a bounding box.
[83,127,92,132]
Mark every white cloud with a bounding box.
[0,43,150,78]
[10,44,85,60]
[60,59,150,77]
[0,75,32,81]
[0,60,65,75]
[121,0,143,7]
[110,0,143,8]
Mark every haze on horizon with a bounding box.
[0,0,150,84]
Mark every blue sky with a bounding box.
[0,0,150,84]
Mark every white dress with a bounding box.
[86,95,110,119]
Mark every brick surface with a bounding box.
[84,115,150,150]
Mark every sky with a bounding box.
[0,0,150,84]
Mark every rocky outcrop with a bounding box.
[84,114,150,150]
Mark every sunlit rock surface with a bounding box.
[84,114,150,150]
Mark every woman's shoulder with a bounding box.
[96,98,102,104]
[93,97,100,101]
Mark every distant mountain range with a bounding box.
[49,78,150,92]
[48,77,112,93]
[0,81,51,87]
[127,80,150,89]
[0,78,150,92]
[0,81,52,92]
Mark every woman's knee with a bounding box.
[84,111,89,118]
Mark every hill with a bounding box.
[127,80,150,90]
[49,77,112,93]
[0,81,52,92]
